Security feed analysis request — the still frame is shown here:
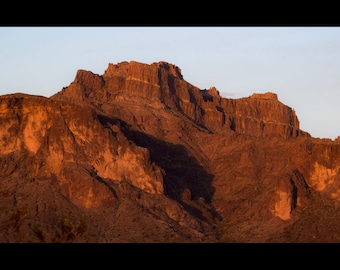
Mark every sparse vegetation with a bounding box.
[32,225,46,242]
[7,205,28,233]
[3,205,29,242]
[52,215,87,242]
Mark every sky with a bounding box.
[1,26,340,139]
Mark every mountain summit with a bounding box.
[0,60,340,243]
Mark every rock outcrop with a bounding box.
[1,60,340,243]
[53,61,307,139]
[0,94,164,205]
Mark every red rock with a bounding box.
[1,61,340,243]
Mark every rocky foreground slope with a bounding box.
[1,60,340,243]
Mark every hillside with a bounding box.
[1,60,340,242]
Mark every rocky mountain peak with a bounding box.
[53,61,308,139]
[102,60,183,81]
[152,61,183,79]
[73,69,104,88]
[250,92,278,100]
[3,60,340,243]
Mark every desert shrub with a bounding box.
[53,214,87,242]
[3,205,29,242]
[32,226,46,242]
[7,205,28,233]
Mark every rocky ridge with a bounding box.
[0,60,340,243]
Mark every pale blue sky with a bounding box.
[1,26,340,139]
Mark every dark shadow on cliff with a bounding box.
[129,131,214,199]
[129,130,221,223]
[97,114,221,223]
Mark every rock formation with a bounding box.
[1,60,340,243]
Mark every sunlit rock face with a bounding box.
[0,94,164,210]
[54,61,308,139]
[0,95,52,155]
[270,171,310,221]
[300,143,340,201]
[308,162,338,191]
[3,60,340,243]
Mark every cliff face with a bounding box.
[1,60,340,243]
[0,94,164,204]
[53,61,307,139]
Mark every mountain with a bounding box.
[1,60,340,243]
